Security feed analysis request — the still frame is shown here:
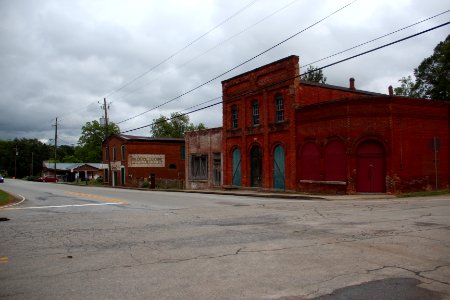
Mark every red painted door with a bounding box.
[357,141,385,193]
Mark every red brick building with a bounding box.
[221,55,449,194]
[102,134,185,187]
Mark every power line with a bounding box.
[120,21,450,134]
[104,0,261,99]
[303,9,450,68]
[110,0,302,104]
[116,0,359,125]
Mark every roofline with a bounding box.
[106,133,185,143]
[300,80,386,96]
[221,55,299,84]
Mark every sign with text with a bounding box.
[128,154,165,168]
[111,161,122,171]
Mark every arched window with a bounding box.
[325,140,346,181]
[300,143,320,180]
[252,101,259,126]
[231,105,238,129]
[275,95,284,122]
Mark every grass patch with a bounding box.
[398,189,450,198]
[0,189,14,206]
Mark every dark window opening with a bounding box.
[190,155,208,180]
[275,95,284,122]
[252,101,259,126]
[121,145,125,161]
[169,164,177,169]
[180,145,185,160]
[231,105,238,129]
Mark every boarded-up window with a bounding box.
[325,140,347,181]
[191,155,208,180]
[300,143,320,180]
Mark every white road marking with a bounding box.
[4,203,122,210]
[1,194,26,209]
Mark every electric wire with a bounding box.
[104,0,261,99]
[116,0,359,125]
[129,10,450,124]
[303,9,450,68]
[110,0,302,104]
[120,21,450,134]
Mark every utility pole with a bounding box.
[14,145,18,179]
[100,98,111,185]
[30,152,34,176]
[54,117,58,183]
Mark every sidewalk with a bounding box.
[167,188,396,201]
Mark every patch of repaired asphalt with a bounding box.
[281,277,442,300]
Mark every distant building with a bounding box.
[102,134,185,188]
[42,162,107,182]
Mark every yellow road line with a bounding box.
[64,191,128,204]
[0,256,8,264]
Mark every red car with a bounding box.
[38,176,58,182]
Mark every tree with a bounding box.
[151,112,206,138]
[0,138,51,178]
[394,34,449,100]
[301,65,327,83]
[413,34,450,100]
[77,120,120,162]
[394,75,419,97]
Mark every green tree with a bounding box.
[394,75,419,97]
[395,35,449,100]
[0,138,51,178]
[151,112,206,138]
[301,65,327,83]
[413,34,450,100]
[77,120,120,162]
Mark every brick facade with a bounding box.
[102,134,185,187]
[185,128,223,189]
[220,55,450,193]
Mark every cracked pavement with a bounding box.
[0,180,449,299]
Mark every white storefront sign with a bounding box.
[128,154,165,168]
[111,161,122,171]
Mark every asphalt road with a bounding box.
[1,179,449,299]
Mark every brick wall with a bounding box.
[185,128,223,189]
[103,134,185,187]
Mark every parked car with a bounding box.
[38,176,58,182]
[0,174,4,183]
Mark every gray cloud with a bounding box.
[0,0,448,142]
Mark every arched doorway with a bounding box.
[250,145,262,187]
[273,145,285,189]
[232,148,241,186]
[356,140,386,193]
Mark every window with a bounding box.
[252,101,259,126]
[231,105,238,129]
[169,164,177,169]
[190,154,208,180]
[180,145,185,160]
[105,146,109,160]
[113,145,116,161]
[275,95,284,122]
[121,145,125,161]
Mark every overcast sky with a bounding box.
[0,0,448,145]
